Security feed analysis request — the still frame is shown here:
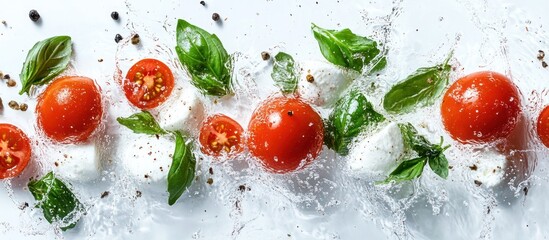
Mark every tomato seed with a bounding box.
[306,74,314,83]
[8,101,19,110]
[19,103,28,112]
[7,79,16,87]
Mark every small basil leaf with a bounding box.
[19,36,72,95]
[383,62,451,114]
[397,123,436,156]
[271,52,298,94]
[167,131,196,205]
[28,172,84,231]
[175,19,232,96]
[428,154,449,179]
[325,90,385,155]
[311,23,385,73]
[117,111,167,135]
[379,157,427,184]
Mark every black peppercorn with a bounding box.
[3,74,10,79]
[261,51,270,61]
[212,13,220,21]
[114,34,123,43]
[131,34,140,45]
[29,10,40,22]
[200,1,206,6]
[111,11,119,20]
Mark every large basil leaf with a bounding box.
[383,61,451,114]
[117,111,167,135]
[271,52,298,94]
[325,90,385,155]
[28,172,84,231]
[175,19,232,96]
[19,36,72,95]
[167,131,197,205]
[311,23,386,73]
[429,154,449,179]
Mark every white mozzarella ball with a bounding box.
[471,149,507,188]
[157,87,205,134]
[49,142,101,182]
[297,60,353,107]
[117,134,174,184]
[347,122,406,177]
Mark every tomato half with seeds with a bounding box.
[537,105,549,148]
[199,114,244,156]
[441,71,521,143]
[124,58,174,109]
[248,96,324,173]
[0,124,31,179]
[37,76,103,143]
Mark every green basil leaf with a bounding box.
[397,123,435,156]
[379,157,427,184]
[325,90,385,155]
[167,131,196,205]
[175,19,232,96]
[311,23,385,73]
[19,36,72,95]
[271,52,298,94]
[117,111,167,135]
[28,172,84,231]
[383,62,451,114]
[429,154,449,179]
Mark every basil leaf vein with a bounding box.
[311,23,386,73]
[325,90,385,155]
[117,111,167,135]
[28,172,84,231]
[167,131,197,205]
[19,36,72,95]
[175,19,232,96]
[271,52,298,94]
[383,60,451,114]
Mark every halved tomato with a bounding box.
[199,114,244,156]
[123,58,175,109]
[0,124,31,179]
[537,105,549,148]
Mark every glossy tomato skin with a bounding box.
[537,106,549,148]
[0,124,31,179]
[199,114,244,156]
[37,76,103,143]
[248,96,324,173]
[124,58,174,109]
[441,71,521,143]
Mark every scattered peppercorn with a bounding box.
[469,164,478,171]
[238,185,246,192]
[0,97,3,111]
[209,167,214,175]
[131,34,140,45]
[98,59,104,63]
[8,101,19,110]
[7,79,16,87]
[200,1,206,6]
[207,178,213,185]
[0,71,3,79]
[474,180,482,186]
[100,191,110,198]
[19,103,28,112]
[543,61,548,68]
[287,110,294,116]
[4,74,10,80]
[29,10,40,22]
[114,34,123,43]
[306,74,315,83]
[538,50,545,60]
[18,202,29,210]
[1,20,6,26]
[136,190,142,198]
[212,13,220,21]
[111,11,120,20]
[261,51,270,60]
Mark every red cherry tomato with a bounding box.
[537,105,549,148]
[0,124,31,179]
[441,71,521,143]
[199,114,244,156]
[248,96,324,173]
[123,58,174,109]
[36,76,103,143]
